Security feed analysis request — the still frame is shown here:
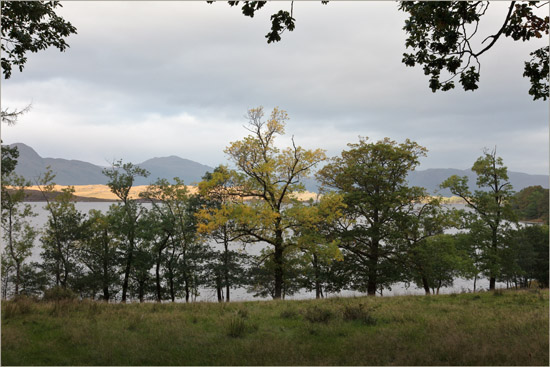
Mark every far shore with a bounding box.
[17,184,467,204]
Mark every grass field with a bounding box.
[1,289,548,365]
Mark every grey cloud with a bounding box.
[1,1,547,175]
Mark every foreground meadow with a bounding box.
[1,289,548,366]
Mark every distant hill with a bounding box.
[11,143,107,184]
[6,143,548,196]
[135,155,213,186]
[8,143,214,187]
[407,168,549,196]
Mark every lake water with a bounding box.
[17,202,500,302]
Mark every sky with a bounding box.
[1,1,548,175]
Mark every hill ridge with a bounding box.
[5,142,549,195]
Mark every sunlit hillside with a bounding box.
[24,184,319,202]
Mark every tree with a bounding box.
[286,193,345,299]
[396,197,467,295]
[219,1,548,100]
[407,234,475,295]
[511,185,549,224]
[224,106,326,299]
[1,1,77,79]
[77,209,120,301]
[441,148,516,290]
[37,169,86,289]
[317,137,428,296]
[1,173,37,297]
[103,160,149,302]
[500,224,549,288]
[197,166,249,302]
[399,1,549,100]
[1,144,19,184]
[141,178,207,302]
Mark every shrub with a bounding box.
[303,306,334,324]
[43,286,77,302]
[342,303,377,325]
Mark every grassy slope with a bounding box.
[1,289,548,366]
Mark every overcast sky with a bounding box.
[1,1,548,175]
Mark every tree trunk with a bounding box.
[14,262,20,295]
[121,240,134,303]
[55,262,61,287]
[155,249,162,303]
[184,278,190,303]
[224,230,230,302]
[314,254,322,299]
[473,274,477,292]
[139,281,144,303]
[489,276,496,290]
[273,228,284,300]
[217,279,223,303]
[367,252,378,296]
[170,272,176,302]
[102,235,110,301]
[489,226,498,290]
[422,276,430,295]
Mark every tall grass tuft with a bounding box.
[226,315,247,338]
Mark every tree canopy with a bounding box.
[217,1,549,100]
[1,1,77,80]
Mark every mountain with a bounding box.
[133,156,214,186]
[10,143,107,184]
[8,143,214,186]
[407,168,549,196]
[5,143,548,195]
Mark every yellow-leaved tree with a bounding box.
[201,106,342,299]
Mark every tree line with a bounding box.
[1,107,548,302]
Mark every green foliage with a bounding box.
[512,185,549,224]
[524,46,549,100]
[1,144,19,180]
[38,171,86,290]
[1,1,77,79]
[223,107,327,299]
[501,225,549,288]
[1,172,37,298]
[218,1,295,43]
[197,166,250,302]
[399,1,549,100]
[440,148,516,289]
[103,161,149,302]
[103,161,149,203]
[317,137,428,295]
[407,234,475,294]
[77,209,119,301]
[220,1,548,99]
